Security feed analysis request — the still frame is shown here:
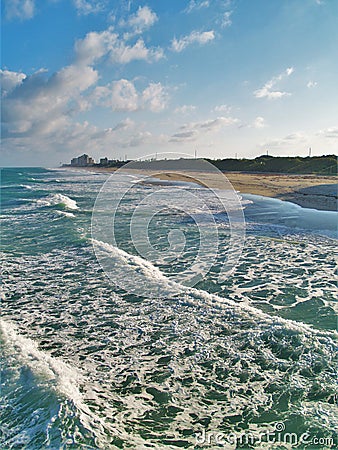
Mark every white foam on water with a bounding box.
[0,316,171,449]
[0,184,32,190]
[93,238,175,283]
[91,239,337,339]
[56,210,75,218]
[0,318,114,448]
[2,246,337,447]
[36,193,78,210]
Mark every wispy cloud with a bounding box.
[261,132,307,150]
[317,126,338,139]
[307,80,317,88]
[193,116,239,130]
[171,30,215,53]
[174,105,196,114]
[213,104,232,113]
[112,118,134,131]
[221,11,232,28]
[5,0,35,21]
[170,130,198,142]
[254,67,294,100]
[170,116,239,142]
[185,0,210,13]
[73,0,106,16]
[261,127,338,155]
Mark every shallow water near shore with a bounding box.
[1,167,337,449]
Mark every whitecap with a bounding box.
[36,193,78,210]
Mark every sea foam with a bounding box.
[0,318,112,447]
[91,238,337,339]
[36,193,78,210]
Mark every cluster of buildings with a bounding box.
[67,154,128,168]
[70,154,95,167]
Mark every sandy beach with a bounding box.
[74,166,337,211]
[153,171,338,212]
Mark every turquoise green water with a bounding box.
[0,167,337,449]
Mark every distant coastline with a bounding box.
[63,154,337,176]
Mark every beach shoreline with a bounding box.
[64,166,337,212]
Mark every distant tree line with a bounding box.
[207,154,337,175]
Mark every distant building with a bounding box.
[70,154,95,166]
[100,157,108,166]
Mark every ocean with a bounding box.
[1,167,337,449]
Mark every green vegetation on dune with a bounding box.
[207,155,337,175]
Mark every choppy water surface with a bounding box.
[1,167,337,449]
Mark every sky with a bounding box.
[1,0,338,166]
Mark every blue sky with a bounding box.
[1,0,338,166]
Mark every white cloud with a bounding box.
[75,27,164,65]
[5,0,35,21]
[109,38,164,64]
[1,19,166,163]
[252,116,266,129]
[254,67,294,100]
[111,80,139,111]
[171,30,215,53]
[55,64,98,93]
[75,29,119,65]
[307,80,317,88]
[221,11,232,28]
[142,83,168,112]
[94,79,138,111]
[2,116,166,164]
[213,104,231,113]
[1,64,98,138]
[185,0,210,13]
[1,70,27,96]
[174,105,197,114]
[73,0,105,15]
[93,79,168,112]
[124,6,158,35]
